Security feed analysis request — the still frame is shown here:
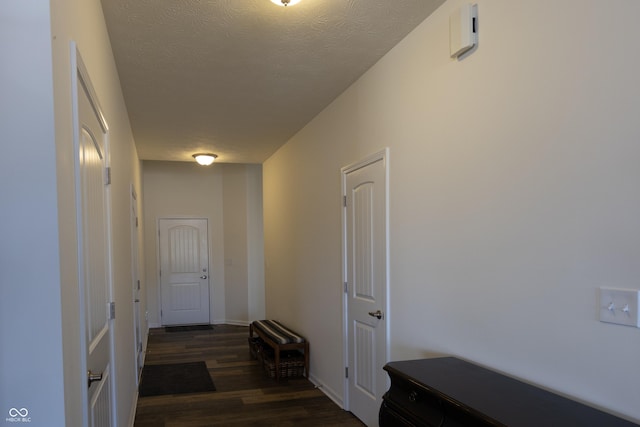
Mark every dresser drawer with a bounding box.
[379,400,417,427]
[383,375,445,426]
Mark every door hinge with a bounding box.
[343,195,347,207]
[345,367,349,378]
[344,282,348,293]
[160,309,163,318]
[105,167,111,185]
[137,279,141,290]
[108,302,116,319]
[135,217,139,227]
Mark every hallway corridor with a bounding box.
[134,324,364,426]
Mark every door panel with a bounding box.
[354,321,376,399]
[159,219,210,325]
[353,182,375,302]
[90,371,111,426]
[74,47,113,427]
[344,152,388,427]
[80,126,108,345]
[169,283,202,310]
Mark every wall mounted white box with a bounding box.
[450,4,477,58]
[599,287,640,327]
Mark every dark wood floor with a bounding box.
[134,324,365,426]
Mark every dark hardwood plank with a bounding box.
[134,324,364,426]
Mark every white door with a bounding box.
[131,186,143,380]
[73,47,114,427]
[159,218,210,325]
[343,150,389,427]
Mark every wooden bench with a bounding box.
[249,320,309,379]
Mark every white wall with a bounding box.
[223,163,266,323]
[0,2,65,425]
[247,166,266,321]
[263,0,640,422]
[223,166,250,323]
[142,161,264,326]
[1,0,143,425]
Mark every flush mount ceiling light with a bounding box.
[270,0,301,6]
[192,153,218,166]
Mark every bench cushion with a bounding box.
[252,320,305,345]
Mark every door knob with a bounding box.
[368,310,383,319]
[87,370,103,388]
[200,275,207,279]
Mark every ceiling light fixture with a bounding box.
[270,0,301,6]
[192,153,218,166]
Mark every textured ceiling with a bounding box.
[101,0,446,163]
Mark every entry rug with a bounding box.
[139,361,216,397]
[165,324,214,333]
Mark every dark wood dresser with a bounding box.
[380,357,638,427]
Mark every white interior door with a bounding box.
[159,218,210,325]
[343,150,389,427]
[73,46,114,427]
[131,186,143,380]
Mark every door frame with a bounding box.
[130,184,143,382]
[71,43,116,426]
[156,216,211,326]
[341,148,391,414]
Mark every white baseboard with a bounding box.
[140,346,147,374]
[223,319,250,327]
[151,321,250,327]
[127,390,139,427]
[309,373,344,409]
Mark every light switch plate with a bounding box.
[599,287,640,327]
[450,4,477,58]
